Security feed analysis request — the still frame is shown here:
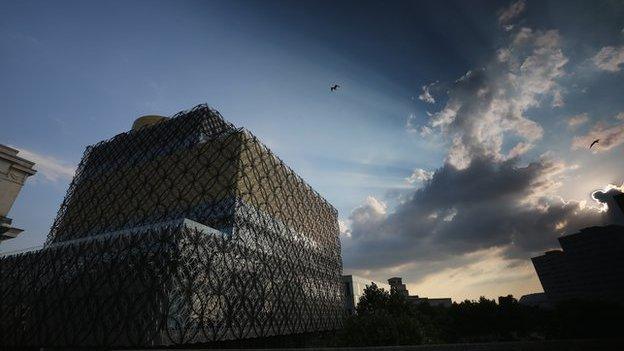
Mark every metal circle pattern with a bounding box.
[0,105,344,348]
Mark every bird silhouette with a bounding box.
[590,139,600,149]
[330,84,340,92]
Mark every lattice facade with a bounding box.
[0,105,344,347]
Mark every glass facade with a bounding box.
[0,105,344,347]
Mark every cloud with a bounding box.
[4,31,41,46]
[346,196,387,243]
[567,113,589,129]
[342,156,606,272]
[406,168,434,184]
[406,113,418,133]
[572,117,624,152]
[552,89,564,108]
[407,114,436,137]
[498,0,526,25]
[12,147,76,182]
[418,82,437,104]
[351,196,387,225]
[592,46,624,72]
[338,219,352,238]
[421,28,566,169]
[342,25,618,291]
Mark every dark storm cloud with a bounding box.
[341,23,593,272]
[340,1,624,296]
[342,156,609,271]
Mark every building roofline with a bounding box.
[0,144,37,175]
[81,103,338,215]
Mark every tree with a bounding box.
[340,283,425,346]
[356,283,390,315]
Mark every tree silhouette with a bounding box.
[335,291,624,346]
[341,283,425,346]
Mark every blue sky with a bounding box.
[1,0,623,300]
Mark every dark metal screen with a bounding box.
[0,105,344,347]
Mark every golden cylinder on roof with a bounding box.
[132,115,168,130]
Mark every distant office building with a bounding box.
[498,295,516,306]
[0,105,344,348]
[0,145,36,242]
[343,275,390,314]
[409,296,453,308]
[531,250,577,301]
[532,224,624,303]
[388,276,452,307]
[519,292,551,309]
[388,277,409,296]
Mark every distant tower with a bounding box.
[388,277,409,296]
[0,144,36,242]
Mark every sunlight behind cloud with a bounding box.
[592,183,624,212]
[408,247,541,301]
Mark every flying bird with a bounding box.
[330,84,340,92]
[590,139,600,149]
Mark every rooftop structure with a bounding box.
[0,105,344,348]
[388,277,409,297]
[519,292,551,309]
[388,276,452,307]
[0,144,36,242]
[408,296,453,308]
[532,224,624,303]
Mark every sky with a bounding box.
[1,0,623,301]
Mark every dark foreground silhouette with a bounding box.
[190,284,624,349]
[332,283,623,347]
[113,283,623,349]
